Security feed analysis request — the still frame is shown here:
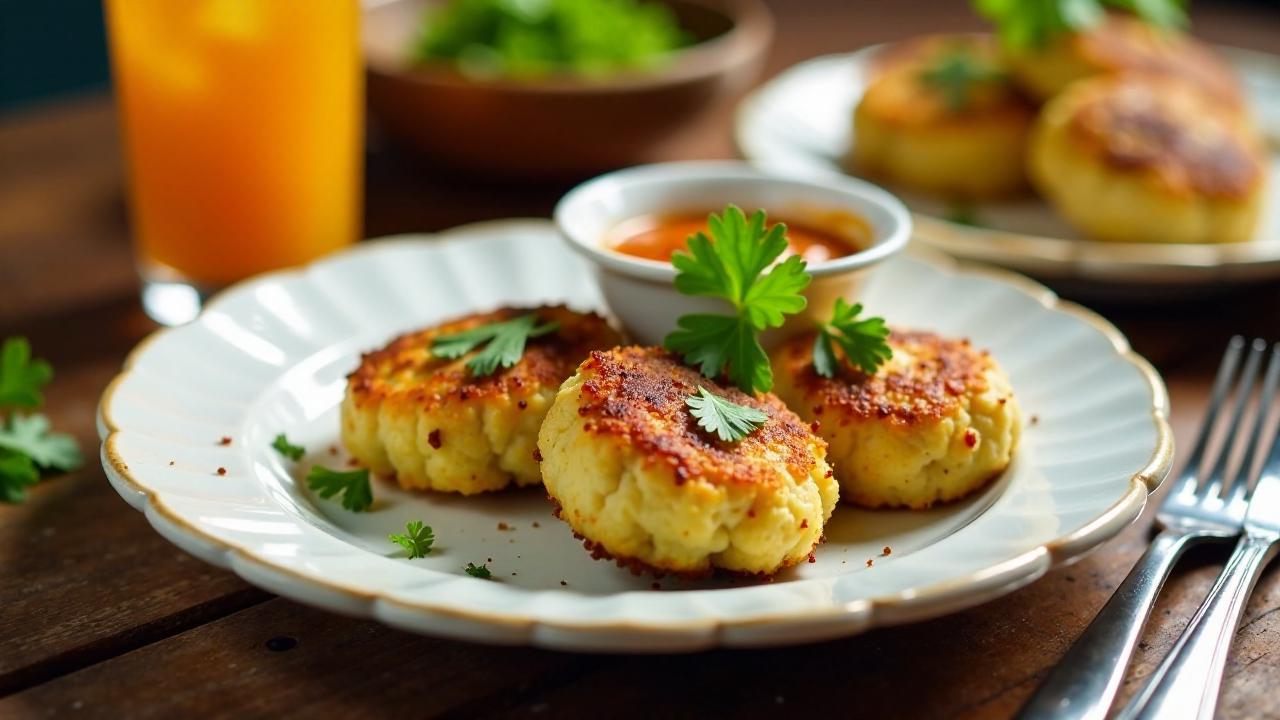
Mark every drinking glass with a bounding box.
[105,0,362,325]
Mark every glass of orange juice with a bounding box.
[105,0,362,325]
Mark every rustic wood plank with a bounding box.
[0,98,136,326]
[0,348,268,695]
[0,600,596,719]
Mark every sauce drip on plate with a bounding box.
[608,211,868,264]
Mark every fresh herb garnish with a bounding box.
[920,48,1006,111]
[0,415,81,470]
[974,0,1186,49]
[464,562,493,579]
[685,387,769,443]
[0,338,81,504]
[271,433,305,462]
[663,205,811,395]
[813,299,893,377]
[432,314,560,377]
[0,450,38,504]
[306,466,373,512]
[0,338,52,409]
[389,520,435,559]
[416,0,690,79]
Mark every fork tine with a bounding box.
[1251,345,1280,488]
[1224,343,1280,504]
[1174,336,1246,493]
[1202,339,1268,496]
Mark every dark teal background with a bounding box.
[0,0,109,112]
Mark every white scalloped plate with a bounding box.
[735,45,1280,291]
[99,220,1172,651]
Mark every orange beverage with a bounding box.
[105,0,361,297]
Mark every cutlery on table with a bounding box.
[1017,337,1273,720]
[1118,342,1280,720]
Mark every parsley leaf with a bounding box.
[664,206,812,394]
[0,448,39,503]
[685,387,769,443]
[664,315,772,398]
[919,48,1007,111]
[432,314,560,377]
[389,520,435,559]
[271,433,305,461]
[672,207,809,326]
[306,466,373,512]
[0,337,53,410]
[974,0,1185,49]
[0,414,82,471]
[813,299,893,377]
[742,255,811,329]
[464,562,492,579]
[0,338,80,504]
[674,207,783,302]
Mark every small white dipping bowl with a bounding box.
[554,161,912,346]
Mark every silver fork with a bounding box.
[1120,341,1280,720]
[1016,336,1271,720]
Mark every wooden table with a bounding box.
[3,2,1280,717]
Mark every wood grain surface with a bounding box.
[1,1,1279,717]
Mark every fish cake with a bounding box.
[1029,75,1265,244]
[1001,13,1242,106]
[852,34,1035,200]
[341,306,622,495]
[771,330,1020,509]
[537,347,839,577]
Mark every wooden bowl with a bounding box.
[363,0,773,180]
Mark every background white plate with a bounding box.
[735,45,1280,292]
[98,220,1172,651]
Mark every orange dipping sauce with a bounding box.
[607,211,869,264]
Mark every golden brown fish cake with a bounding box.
[1029,75,1265,244]
[537,346,838,577]
[771,330,1020,509]
[852,34,1035,199]
[341,306,622,495]
[1002,13,1243,106]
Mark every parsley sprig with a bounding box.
[271,433,305,461]
[433,314,560,377]
[920,49,1007,111]
[663,206,811,395]
[389,520,435,559]
[0,415,81,470]
[464,562,493,579]
[306,466,373,512]
[1,338,52,408]
[813,299,893,377]
[685,387,769,443]
[0,451,38,504]
[974,0,1186,49]
[0,338,82,503]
